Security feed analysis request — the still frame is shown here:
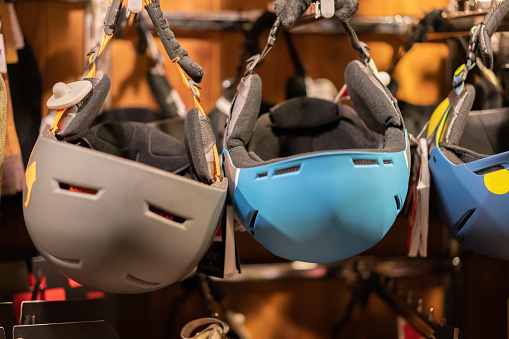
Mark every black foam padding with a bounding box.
[274,0,358,27]
[184,108,216,184]
[334,0,359,22]
[274,0,312,27]
[458,107,509,156]
[226,63,405,169]
[208,107,228,153]
[56,75,111,142]
[248,99,382,160]
[441,84,476,147]
[225,75,263,163]
[8,41,42,168]
[345,61,402,134]
[79,121,190,175]
[145,0,204,83]
[268,97,340,129]
[92,107,163,126]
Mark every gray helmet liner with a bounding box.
[225,60,406,168]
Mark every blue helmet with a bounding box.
[427,0,509,260]
[222,20,410,263]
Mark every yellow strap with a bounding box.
[50,107,68,134]
[172,57,221,182]
[86,32,113,78]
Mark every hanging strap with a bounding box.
[144,0,204,83]
[86,0,122,78]
[453,0,509,89]
[339,20,370,64]
[172,57,221,182]
[477,0,509,70]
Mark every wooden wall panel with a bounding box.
[12,1,501,339]
[14,2,86,117]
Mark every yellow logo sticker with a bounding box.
[24,161,36,207]
[484,168,509,195]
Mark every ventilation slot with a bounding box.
[149,205,186,224]
[126,274,161,287]
[257,172,268,179]
[59,183,98,195]
[48,253,81,266]
[248,210,258,236]
[394,195,402,211]
[475,165,505,175]
[353,159,377,166]
[274,166,300,176]
[454,208,476,232]
[383,160,392,165]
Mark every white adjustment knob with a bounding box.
[53,82,71,99]
[128,0,143,13]
[46,80,93,110]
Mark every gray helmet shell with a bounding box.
[23,129,227,294]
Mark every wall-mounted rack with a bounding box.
[216,256,458,283]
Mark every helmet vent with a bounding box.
[353,159,377,166]
[455,208,476,232]
[148,205,186,224]
[394,195,402,211]
[475,165,505,175]
[47,253,81,266]
[126,274,161,287]
[248,210,258,229]
[274,165,301,176]
[383,160,392,164]
[59,182,98,195]
[257,172,268,178]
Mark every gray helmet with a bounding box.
[23,76,227,294]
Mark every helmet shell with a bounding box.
[23,133,227,294]
[429,146,509,259]
[224,145,409,263]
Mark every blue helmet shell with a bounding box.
[223,61,410,263]
[428,82,509,260]
[224,145,409,263]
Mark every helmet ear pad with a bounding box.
[56,75,111,142]
[184,108,218,184]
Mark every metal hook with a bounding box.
[188,79,202,102]
[87,44,101,66]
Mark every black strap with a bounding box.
[339,20,370,63]
[145,0,204,83]
[476,0,509,69]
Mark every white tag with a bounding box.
[0,34,7,74]
[305,76,338,101]
[127,0,143,14]
[408,138,430,257]
[197,205,241,279]
[8,4,24,50]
